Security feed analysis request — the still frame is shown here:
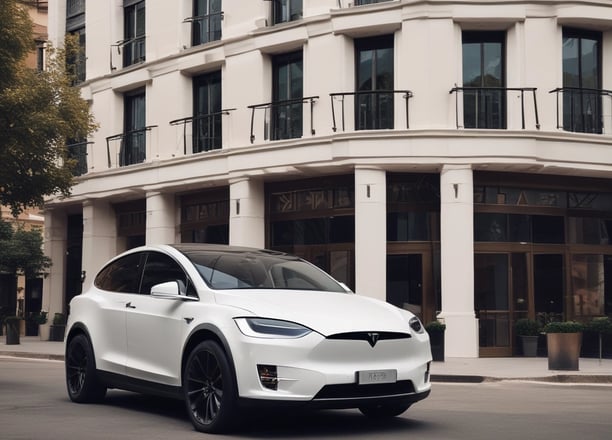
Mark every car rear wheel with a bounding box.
[359,402,411,418]
[65,334,107,403]
[183,340,238,433]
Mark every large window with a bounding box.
[355,35,394,130]
[192,0,222,46]
[562,28,602,134]
[124,0,145,67]
[193,71,222,152]
[462,31,505,129]
[271,0,302,25]
[66,0,86,83]
[272,51,303,140]
[122,89,146,166]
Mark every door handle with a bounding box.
[125,302,136,309]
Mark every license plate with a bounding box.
[357,369,397,385]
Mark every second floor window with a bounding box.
[122,89,146,166]
[124,0,145,67]
[193,71,222,152]
[562,28,602,134]
[272,51,303,140]
[66,0,86,83]
[192,0,222,46]
[462,31,506,129]
[355,35,394,130]
[272,0,302,25]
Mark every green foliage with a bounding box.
[0,218,51,278]
[515,318,541,336]
[425,320,446,333]
[0,1,97,216]
[542,321,584,334]
[30,309,48,325]
[52,312,66,325]
[587,317,612,335]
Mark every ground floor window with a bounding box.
[180,189,229,244]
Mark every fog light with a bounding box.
[257,365,278,390]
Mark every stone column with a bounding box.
[41,208,67,335]
[354,167,386,301]
[438,165,479,358]
[146,191,176,245]
[82,200,117,291]
[229,178,265,248]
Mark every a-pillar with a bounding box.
[41,208,67,330]
[146,191,176,245]
[229,178,265,248]
[438,165,479,358]
[354,167,386,301]
[82,200,117,290]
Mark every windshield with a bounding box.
[182,251,346,292]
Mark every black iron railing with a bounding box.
[66,140,92,176]
[449,86,540,130]
[105,126,156,168]
[248,96,319,143]
[549,87,612,134]
[169,109,235,154]
[330,90,412,132]
[183,11,223,46]
[110,35,146,71]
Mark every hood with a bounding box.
[214,289,413,336]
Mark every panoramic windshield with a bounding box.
[183,251,346,292]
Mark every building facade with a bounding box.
[46,0,612,357]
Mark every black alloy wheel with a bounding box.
[65,333,107,402]
[183,340,237,433]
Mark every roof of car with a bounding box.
[169,243,291,257]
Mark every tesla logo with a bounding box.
[367,332,380,347]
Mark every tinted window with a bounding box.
[140,252,192,295]
[94,253,143,293]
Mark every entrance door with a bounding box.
[534,254,564,321]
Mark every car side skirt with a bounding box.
[97,370,183,400]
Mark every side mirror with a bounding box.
[150,280,196,300]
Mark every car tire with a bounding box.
[65,333,107,403]
[359,402,411,418]
[183,340,238,433]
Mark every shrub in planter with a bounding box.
[50,313,66,341]
[586,317,612,360]
[543,321,584,371]
[515,318,541,357]
[425,321,446,362]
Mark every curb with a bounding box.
[0,352,64,361]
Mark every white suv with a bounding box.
[65,244,432,433]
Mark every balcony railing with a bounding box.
[450,86,540,130]
[110,36,146,71]
[248,96,319,143]
[169,109,235,154]
[66,140,92,176]
[549,87,612,135]
[105,126,156,168]
[330,90,412,132]
[183,11,223,47]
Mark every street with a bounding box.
[0,356,611,440]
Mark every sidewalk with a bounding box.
[2,336,612,383]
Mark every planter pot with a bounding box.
[428,331,445,362]
[5,320,20,345]
[547,332,582,371]
[39,324,50,341]
[520,335,539,357]
[50,325,66,342]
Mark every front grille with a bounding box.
[314,380,415,400]
[326,331,411,342]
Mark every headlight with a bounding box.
[235,317,313,339]
[409,316,425,334]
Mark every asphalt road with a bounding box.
[1,356,611,440]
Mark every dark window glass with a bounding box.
[122,89,146,166]
[507,214,531,242]
[474,213,508,242]
[462,31,505,129]
[193,71,222,152]
[182,224,229,244]
[272,51,303,140]
[534,254,564,315]
[532,215,564,244]
[387,212,431,241]
[272,0,302,25]
[271,216,355,246]
[192,0,222,46]
[94,253,143,293]
[355,0,391,4]
[386,254,423,312]
[568,217,611,245]
[329,216,355,243]
[355,35,394,130]
[606,256,612,315]
[562,28,602,133]
[124,1,145,67]
[140,252,191,295]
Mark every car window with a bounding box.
[140,252,194,296]
[94,252,143,293]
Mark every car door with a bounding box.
[125,251,195,386]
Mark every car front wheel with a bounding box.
[183,340,238,433]
[65,333,107,403]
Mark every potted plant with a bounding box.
[50,312,66,341]
[586,317,612,361]
[4,316,22,345]
[515,318,541,357]
[542,321,584,371]
[425,320,446,362]
[32,309,49,340]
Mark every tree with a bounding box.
[0,0,97,216]
[0,218,51,279]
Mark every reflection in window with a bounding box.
[568,217,611,245]
[272,51,303,140]
[387,212,435,241]
[571,254,605,317]
[271,0,302,25]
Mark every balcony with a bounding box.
[248,96,318,143]
[110,36,146,71]
[184,11,223,47]
[105,126,156,168]
[449,86,540,130]
[66,140,91,176]
[330,90,412,132]
[549,87,612,135]
[170,110,234,154]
